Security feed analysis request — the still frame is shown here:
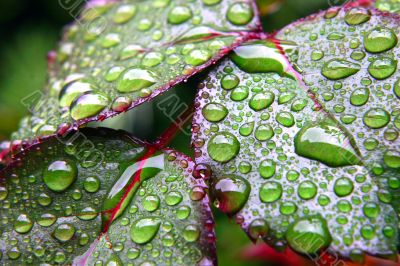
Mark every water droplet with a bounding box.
[248,218,269,240]
[276,112,294,127]
[345,8,371,25]
[165,191,183,206]
[143,195,160,212]
[43,160,77,192]
[298,181,317,200]
[101,33,121,48]
[130,218,161,244]
[258,159,276,178]
[78,206,98,220]
[213,175,250,215]
[363,108,390,129]
[142,52,164,67]
[350,88,369,106]
[334,177,354,197]
[59,80,95,107]
[0,186,8,200]
[53,223,75,242]
[363,202,380,218]
[119,44,143,60]
[286,216,331,254]
[207,132,240,163]
[185,49,211,66]
[231,86,249,101]
[113,4,136,24]
[127,247,140,260]
[221,74,239,90]
[255,124,274,141]
[368,57,397,80]
[183,225,200,242]
[364,27,398,53]
[321,59,361,80]
[105,66,125,82]
[259,181,282,203]
[383,150,400,168]
[231,41,291,75]
[227,2,253,25]
[70,92,109,120]
[202,103,228,122]
[14,213,33,234]
[84,176,101,193]
[177,206,191,220]
[249,92,275,111]
[117,68,157,92]
[203,0,221,5]
[168,6,192,24]
[294,121,361,167]
[394,78,400,98]
[37,213,57,227]
[280,202,297,215]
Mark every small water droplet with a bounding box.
[259,181,282,203]
[14,213,33,234]
[130,217,161,244]
[207,132,240,163]
[226,2,253,25]
[43,160,77,192]
[202,103,228,122]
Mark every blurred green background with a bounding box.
[0,0,332,265]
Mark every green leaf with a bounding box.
[376,0,400,13]
[12,0,260,142]
[192,5,399,261]
[0,128,215,265]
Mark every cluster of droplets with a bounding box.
[12,0,257,141]
[85,150,215,265]
[192,26,398,259]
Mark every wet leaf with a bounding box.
[12,0,260,141]
[0,128,215,265]
[192,5,399,262]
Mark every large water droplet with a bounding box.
[249,92,275,111]
[14,213,33,234]
[321,59,361,80]
[202,103,228,122]
[59,80,95,107]
[259,181,282,203]
[185,49,211,66]
[334,177,354,197]
[53,223,75,242]
[226,2,253,25]
[368,57,397,80]
[294,121,361,167]
[350,88,369,106]
[363,108,390,129]
[255,124,274,141]
[117,68,157,92]
[364,27,398,53]
[113,4,136,24]
[70,92,109,121]
[207,132,240,163]
[168,6,192,24]
[248,219,269,240]
[213,175,250,215]
[43,160,77,192]
[383,150,400,168]
[130,218,161,244]
[298,181,317,200]
[231,40,293,75]
[344,8,371,25]
[286,216,332,254]
[258,159,276,178]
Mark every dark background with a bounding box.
[0,0,331,265]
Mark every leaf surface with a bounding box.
[0,128,215,265]
[12,0,260,141]
[192,5,399,261]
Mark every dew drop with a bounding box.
[286,216,331,254]
[212,175,250,215]
[298,181,317,200]
[53,223,75,242]
[202,103,228,122]
[113,4,136,24]
[249,92,275,111]
[43,160,77,192]
[226,2,253,25]
[207,132,240,163]
[344,8,371,25]
[368,57,397,80]
[334,177,354,197]
[70,92,109,121]
[259,181,282,203]
[363,108,390,129]
[117,68,157,93]
[168,6,192,25]
[14,213,33,234]
[364,27,398,53]
[321,59,361,80]
[59,80,95,107]
[130,218,161,244]
[350,88,369,106]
